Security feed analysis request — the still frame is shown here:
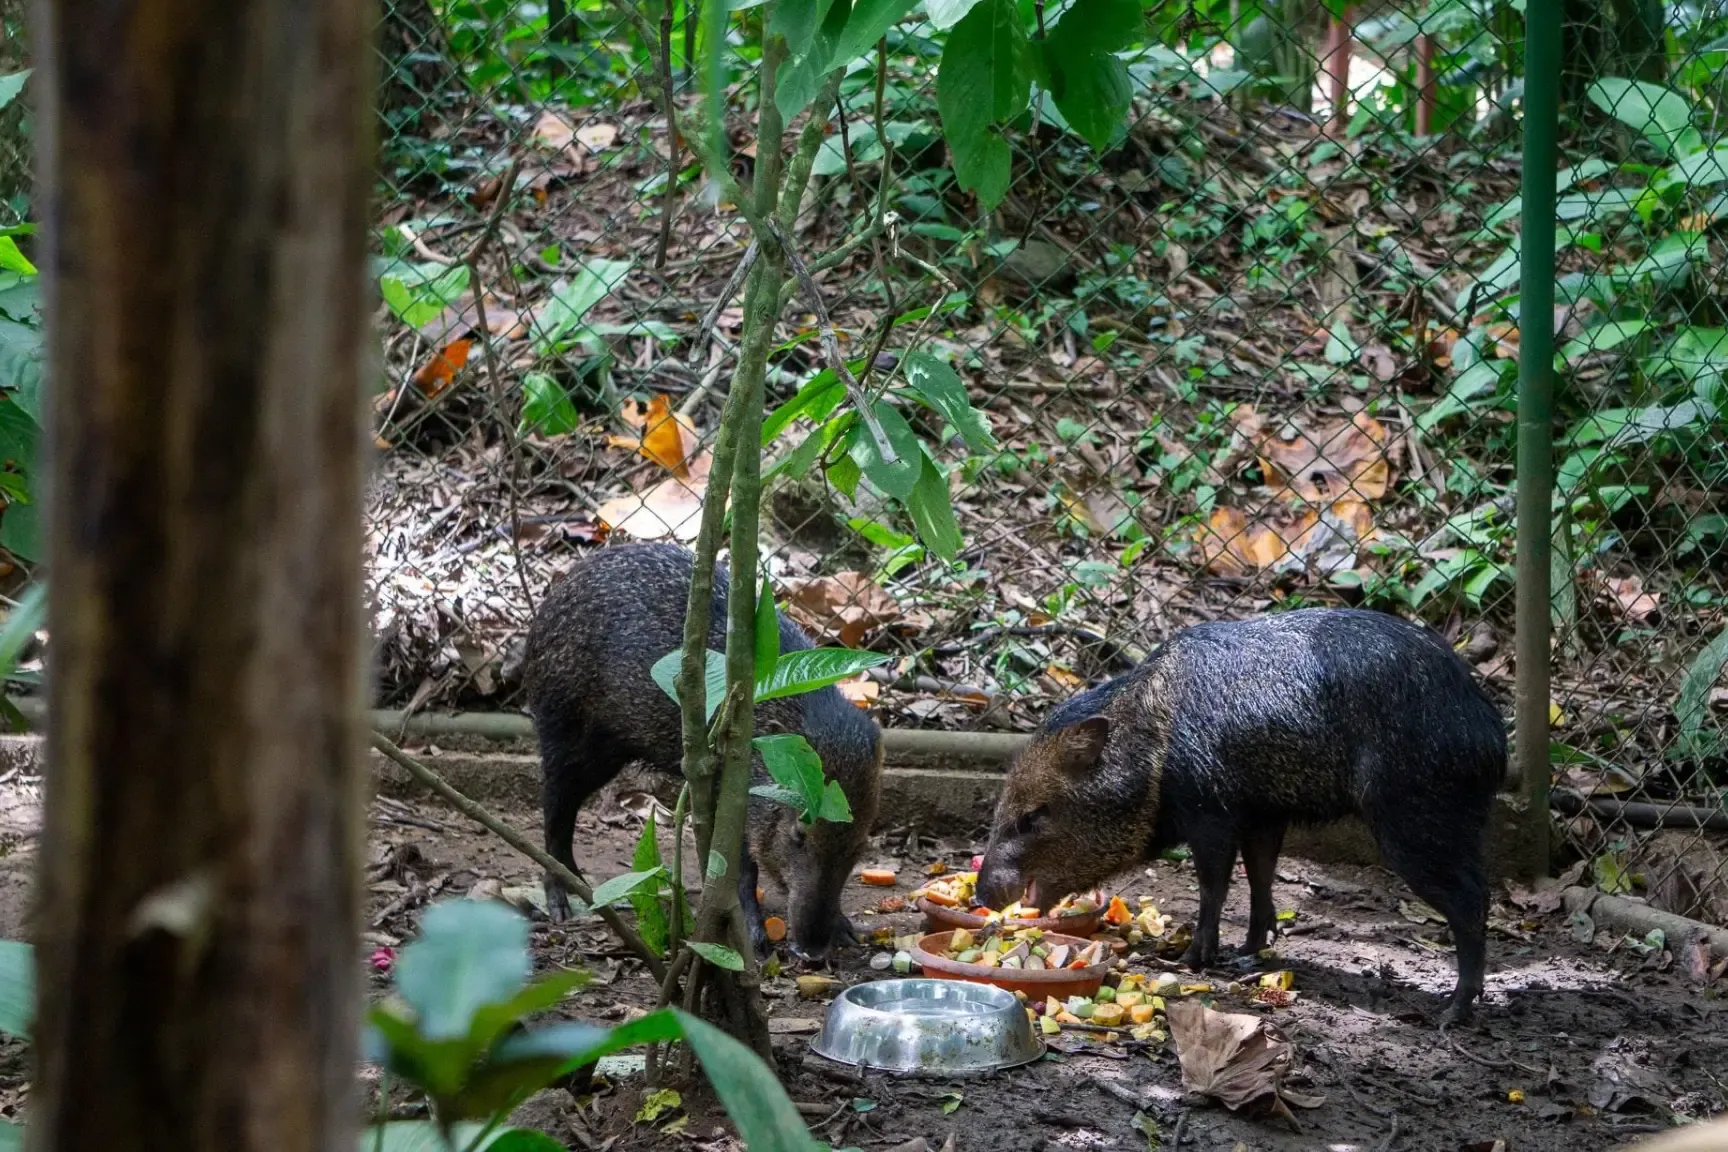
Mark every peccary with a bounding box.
[524,542,883,962]
[976,608,1506,1023]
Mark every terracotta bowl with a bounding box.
[911,929,1110,1001]
[916,896,1104,940]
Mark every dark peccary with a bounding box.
[975,607,1506,1024]
[524,542,883,962]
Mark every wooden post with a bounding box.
[1323,7,1355,135]
[27,0,374,1145]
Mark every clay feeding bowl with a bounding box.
[916,896,1105,941]
[911,929,1111,1001]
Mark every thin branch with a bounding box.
[461,156,537,618]
[370,732,666,980]
[692,240,759,363]
[654,0,680,269]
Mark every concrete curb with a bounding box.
[1560,884,1728,954]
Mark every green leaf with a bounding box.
[1560,319,1654,363]
[763,369,848,446]
[650,647,728,722]
[672,1009,822,1152]
[827,452,862,498]
[519,373,581,437]
[688,941,746,970]
[1658,144,1728,190]
[0,584,43,687]
[630,812,669,956]
[936,0,1032,210]
[0,239,34,278]
[379,263,470,330]
[756,732,825,809]
[1676,626,1728,747]
[819,779,855,823]
[924,0,983,29]
[394,900,531,1041]
[1038,0,1140,150]
[906,447,962,561]
[832,0,918,66]
[755,647,890,701]
[533,259,634,353]
[900,351,995,453]
[1585,77,1697,156]
[0,71,28,111]
[776,0,853,120]
[485,1131,571,1152]
[0,940,33,1040]
[772,0,837,57]
[358,1122,496,1152]
[849,401,922,499]
[637,1088,684,1123]
[754,573,781,683]
[750,783,809,809]
[0,500,40,564]
[697,0,731,185]
[588,868,667,909]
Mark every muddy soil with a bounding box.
[355,781,1728,1152]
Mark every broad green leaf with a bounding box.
[466,967,591,1055]
[763,369,848,446]
[379,263,470,330]
[819,779,855,823]
[827,452,863,498]
[0,940,33,1040]
[588,868,667,909]
[394,900,531,1041]
[519,373,580,437]
[0,585,43,688]
[906,447,962,561]
[755,647,891,702]
[925,0,983,29]
[688,941,746,970]
[936,0,1032,209]
[650,647,728,721]
[1038,0,1140,150]
[764,421,836,483]
[1586,77,1696,156]
[832,0,919,67]
[901,351,995,453]
[698,0,730,184]
[630,812,669,956]
[848,400,921,499]
[1560,319,1654,363]
[1676,627,1728,744]
[486,1132,571,1152]
[772,0,836,57]
[533,260,634,352]
[673,1009,821,1152]
[1562,401,1706,448]
[1658,144,1728,190]
[751,783,809,809]
[0,71,28,111]
[0,239,33,278]
[775,0,853,120]
[755,732,826,818]
[754,573,780,683]
[0,501,39,564]
[358,1122,494,1152]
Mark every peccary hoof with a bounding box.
[1438,997,1475,1029]
[1178,941,1215,970]
[544,877,573,923]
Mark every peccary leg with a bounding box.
[1372,807,1490,1025]
[1239,822,1287,955]
[738,851,769,957]
[537,721,627,922]
[1181,820,1239,969]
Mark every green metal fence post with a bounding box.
[1514,0,1561,880]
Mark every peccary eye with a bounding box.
[792,825,808,846]
[1013,806,1048,834]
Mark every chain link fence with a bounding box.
[1,0,1723,926]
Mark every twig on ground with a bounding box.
[1374,1112,1402,1152]
[369,732,666,980]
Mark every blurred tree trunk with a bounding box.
[28,0,373,1145]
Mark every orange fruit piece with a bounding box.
[763,916,787,942]
[859,869,898,887]
[1103,895,1132,925]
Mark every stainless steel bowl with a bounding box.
[808,977,1045,1075]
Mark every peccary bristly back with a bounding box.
[976,607,1507,1024]
[525,542,883,962]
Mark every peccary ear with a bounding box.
[1058,716,1110,774]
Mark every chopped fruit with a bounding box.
[763,916,787,942]
[1103,895,1132,925]
[1092,1002,1125,1027]
[1129,1003,1157,1025]
[1040,1015,1061,1035]
[860,869,898,887]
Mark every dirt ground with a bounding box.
[353,778,1728,1152]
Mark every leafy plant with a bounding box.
[365,897,818,1152]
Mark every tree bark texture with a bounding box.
[28,0,374,1146]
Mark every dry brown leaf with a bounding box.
[411,339,472,400]
[575,122,620,152]
[781,572,905,647]
[1602,574,1660,623]
[595,450,712,543]
[1257,411,1392,505]
[532,109,576,151]
[1045,663,1085,691]
[836,677,880,708]
[1167,999,1324,1121]
[607,395,702,479]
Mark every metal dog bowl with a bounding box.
[809,978,1045,1075]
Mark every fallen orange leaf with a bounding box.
[1256,411,1391,505]
[412,339,472,400]
[607,394,701,478]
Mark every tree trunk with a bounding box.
[27,0,373,1146]
[381,0,457,115]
